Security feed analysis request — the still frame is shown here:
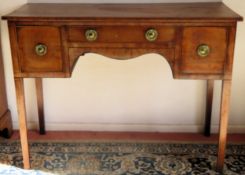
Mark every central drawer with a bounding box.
[67,26,176,44]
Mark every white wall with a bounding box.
[223,0,245,132]
[1,0,245,133]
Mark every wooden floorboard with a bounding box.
[8,130,245,143]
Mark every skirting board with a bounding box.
[12,122,245,133]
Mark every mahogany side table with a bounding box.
[2,2,243,172]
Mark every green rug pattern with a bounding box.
[0,141,245,175]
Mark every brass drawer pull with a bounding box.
[85,29,98,41]
[145,28,158,42]
[197,44,210,57]
[35,44,47,56]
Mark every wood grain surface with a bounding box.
[2,3,243,21]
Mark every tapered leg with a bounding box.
[35,78,45,135]
[14,78,30,169]
[204,80,214,136]
[216,80,232,173]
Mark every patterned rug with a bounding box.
[0,140,245,175]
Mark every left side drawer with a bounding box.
[17,26,63,72]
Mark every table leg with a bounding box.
[14,78,30,169]
[204,80,214,136]
[35,78,45,135]
[216,80,232,173]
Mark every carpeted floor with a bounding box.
[0,140,245,175]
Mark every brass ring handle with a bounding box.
[145,28,158,42]
[35,44,47,56]
[197,44,210,57]
[85,29,98,41]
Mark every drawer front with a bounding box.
[17,26,63,72]
[181,27,227,74]
[67,26,176,44]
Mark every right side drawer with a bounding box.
[180,27,228,75]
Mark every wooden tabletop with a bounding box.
[2,2,243,21]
